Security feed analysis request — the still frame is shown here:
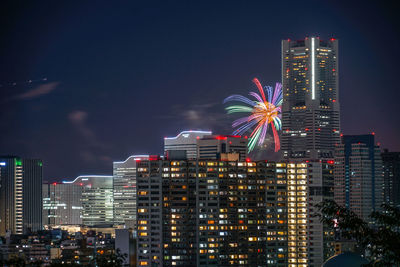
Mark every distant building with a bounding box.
[63,176,113,226]
[381,149,400,208]
[0,156,43,235]
[113,155,148,229]
[42,182,83,227]
[164,130,212,159]
[334,134,383,221]
[197,135,248,161]
[281,37,340,159]
[115,229,136,267]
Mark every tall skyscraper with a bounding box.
[281,37,340,159]
[42,182,83,227]
[113,155,148,229]
[63,175,113,226]
[381,149,400,208]
[164,130,212,159]
[334,134,383,221]
[0,156,43,235]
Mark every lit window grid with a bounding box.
[287,165,308,266]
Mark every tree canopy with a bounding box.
[317,200,400,266]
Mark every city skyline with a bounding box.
[1,1,399,182]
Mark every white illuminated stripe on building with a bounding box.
[164,130,212,140]
[62,175,113,184]
[311,37,315,100]
[114,155,149,164]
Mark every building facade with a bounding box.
[0,156,43,235]
[197,135,248,161]
[63,175,113,226]
[381,149,400,208]
[306,160,335,266]
[136,159,292,267]
[281,37,340,159]
[42,182,83,227]
[164,130,212,159]
[334,135,383,221]
[113,155,148,229]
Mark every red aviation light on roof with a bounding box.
[149,155,160,161]
[53,182,57,186]
[330,38,336,41]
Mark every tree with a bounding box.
[316,200,400,266]
[90,248,127,267]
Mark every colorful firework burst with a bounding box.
[223,78,283,152]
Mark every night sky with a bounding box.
[1,1,399,182]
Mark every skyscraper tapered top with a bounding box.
[281,37,340,159]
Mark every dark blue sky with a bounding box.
[1,1,399,181]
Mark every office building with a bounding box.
[63,175,113,226]
[334,134,383,221]
[197,135,248,161]
[281,37,340,159]
[381,149,400,208]
[113,155,148,229]
[42,182,83,227]
[0,156,43,235]
[136,158,289,267]
[164,130,212,159]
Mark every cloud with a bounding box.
[14,82,59,100]
[68,110,112,164]
[163,102,232,133]
[68,110,95,140]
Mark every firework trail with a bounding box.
[223,78,283,152]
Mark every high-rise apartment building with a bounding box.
[0,156,43,235]
[334,135,383,221]
[63,175,113,226]
[113,155,148,229]
[42,182,83,227]
[164,130,212,159]
[197,135,248,161]
[306,160,335,266]
[381,149,400,208]
[136,159,290,267]
[281,37,340,159]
